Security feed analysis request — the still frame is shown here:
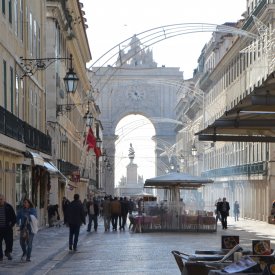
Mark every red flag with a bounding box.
[86,127,96,151]
[94,147,102,157]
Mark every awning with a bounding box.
[144,172,213,189]
[25,151,70,182]
[27,151,44,166]
[196,73,275,142]
[44,161,59,174]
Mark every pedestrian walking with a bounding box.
[86,197,99,232]
[62,197,70,224]
[66,194,86,251]
[128,199,135,214]
[83,198,88,217]
[217,197,230,229]
[120,197,129,230]
[47,204,60,227]
[233,201,240,221]
[102,196,111,231]
[214,198,222,223]
[0,194,16,261]
[110,197,121,231]
[16,198,37,262]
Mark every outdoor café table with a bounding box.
[133,215,158,232]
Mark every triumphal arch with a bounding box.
[89,36,183,194]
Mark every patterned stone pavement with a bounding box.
[0,217,274,275]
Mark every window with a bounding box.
[8,0,11,23]
[15,74,19,116]
[29,12,32,55]
[3,60,7,108]
[2,0,5,15]
[14,0,18,35]
[33,19,37,58]
[37,25,40,58]
[19,0,22,41]
[20,78,24,120]
[10,66,14,113]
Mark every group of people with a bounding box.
[100,196,134,232]
[63,195,135,251]
[0,194,37,262]
[215,197,240,229]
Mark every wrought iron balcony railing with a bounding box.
[0,105,51,155]
[202,162,266,178]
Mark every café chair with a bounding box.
[171,250,189,274]
[171,244,243,275]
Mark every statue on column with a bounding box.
[128,143,135,162]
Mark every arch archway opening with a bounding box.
[115,114,156,190]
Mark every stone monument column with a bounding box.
[126,143,138,185]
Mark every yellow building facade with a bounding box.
[0,0,97,226]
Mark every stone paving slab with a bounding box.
[0,217,274,275]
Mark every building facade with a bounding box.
[177,0,275,222]
[0,0,98,226]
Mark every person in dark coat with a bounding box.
[0,194,16,260]
[66,194,86,251]
[62,197,70,224]
[47,204,60,227]
[217,197,230,229]
[119,197,129,230]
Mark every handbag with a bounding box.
[22,227,29,240]
[30,214,38,234]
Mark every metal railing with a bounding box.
[0,105,51,155]
[57,159,79,175]
[202,162,266,178]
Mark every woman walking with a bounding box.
[16,199,37,262]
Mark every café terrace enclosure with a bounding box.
[130,172,215,233]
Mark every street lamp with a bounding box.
[96,137,102,148]
[20,54,80,116]
[63,55,79,93]
[191,143,197,156]
[20,54,78,86]
[84,111,94,127]
[179,154,185,163]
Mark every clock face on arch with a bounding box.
[127,89,145,101]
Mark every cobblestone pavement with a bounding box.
[0,217,274,275]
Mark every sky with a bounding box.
[81,0,247,184]
[82,0,247,78]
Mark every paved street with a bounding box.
[0,217,274,275]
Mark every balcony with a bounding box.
[57,159,79,176]
[202,162,266,178]
[0,105,51,155]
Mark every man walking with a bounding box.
[62,197,70,224]
[214,198,222,223]
[102,196,111,231]
[67,194,86,251]
[0,194,16,260]
[110,197,121,231]
[86,197,99,232]
[217,197,230,229]
[120,197,129,230]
